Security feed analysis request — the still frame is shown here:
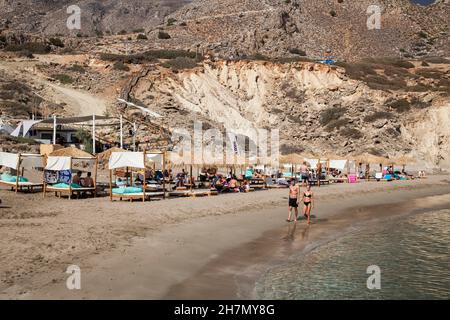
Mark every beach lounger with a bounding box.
[169,190,218,198]
[0,180,43,192]
[45,185,97,199]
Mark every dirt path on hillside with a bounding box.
[0,59,107,116]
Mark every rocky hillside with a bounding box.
[162,0,449,61]
[0,0,191,36]
[123,57,449,168]
[0,0,449,169]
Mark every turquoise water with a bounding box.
[256,209,450,299]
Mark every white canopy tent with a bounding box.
[0,152,44,192]
[43,153,98,199]
[108,151,166,202]
[328,159,348,170]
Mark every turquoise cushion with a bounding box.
[12,176,28,182]
[1,174,28,182]
[52,183,82,189]
[1,173,13,181]
[112,187,143,194]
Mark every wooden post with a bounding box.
[43,156,47,198]
[109,169,113,201]
[190,164,193,192]
[68,157,73,200]
[93,156,98,197]
[15,154,21,193]
[119,115,123,149]
[162,151,166,199]
[143,151,146,202]
[317,159,321,188]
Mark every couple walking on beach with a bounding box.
[287,179,314,225]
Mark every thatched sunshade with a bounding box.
[391,155,416,166]
[352,153,390,165]
[49,146,95,159]
[280,153,307,164]
[321,153,347,160]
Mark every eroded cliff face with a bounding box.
[129,59,449,168]
[404,103,450,168]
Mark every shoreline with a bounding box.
[0,176,449,299]
[164,190,450,300]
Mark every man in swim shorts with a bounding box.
[287,179,300,223]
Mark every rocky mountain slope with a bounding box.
[124,57,449,168]
[0,0,449,169]
[163,0,449,61]
[0,0,191,35]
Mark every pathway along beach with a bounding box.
[0,176,449,299]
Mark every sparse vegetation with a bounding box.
[99,49,197,65]
[68,64,86,74]
[137,34,148,40]
[161,57,198,71]
[158,31,171,39]
[167,18,177,26]
[326,118,349,131]
[52,73,74,84]
[113,61,130,71]
[329,10,337,17]
[364,111,393,122]
[4,42,51,54]
[422,57,450,64]
[340,128,363,139]
[241,53,271,61]
[417,31,428,39]
[49,37,64,48]
[320,106,346,126]
[289,48,306,56]
[75,129,93,152]
[386,98,411,112]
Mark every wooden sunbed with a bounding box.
[250,184,267,190]
[44,185,96,199]
[111,191,165,202]
[0,180,43,192]
[169,190,218,198]
[328,177,348,183]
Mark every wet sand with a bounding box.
[1,176,450,299]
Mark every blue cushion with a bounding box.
[52,183,82,189]
[1,173,28,182]
[112,187,143,194]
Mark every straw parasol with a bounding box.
[391,155,416,166]
[279,153,306,165]
[352,153,390,165]
[321,153,347,160]
[97,147,126,162]
[49,146,95,158]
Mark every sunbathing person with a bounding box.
[72,171,82,185]
[229,175,239,192]
[241,180,250,192]
[82,172,94,187]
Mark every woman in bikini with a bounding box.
[302,185,314,225]
[287,179,300,223]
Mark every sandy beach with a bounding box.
[1,176,449,299]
